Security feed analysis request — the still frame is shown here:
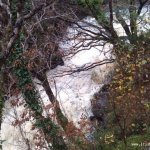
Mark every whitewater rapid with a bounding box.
[1,6,150,149]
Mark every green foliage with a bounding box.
[10,0,31,23]
[84,127,150,150]
[78,0,103,5]
[78,0,108,25]
[10,0,18,22]
[35,118,59,137]
[84,28,150,150]
[8,35,43,113]
[7,35,67,149]
[24,1,32,14]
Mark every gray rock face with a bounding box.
[90,84,110,127]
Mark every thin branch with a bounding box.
[109,0,114,27]
[0,0,56,69]
[115,10,132,39]
[51,59,115,78]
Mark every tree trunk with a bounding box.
[35,72,69,131]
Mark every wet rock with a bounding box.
[90,84,110,128]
